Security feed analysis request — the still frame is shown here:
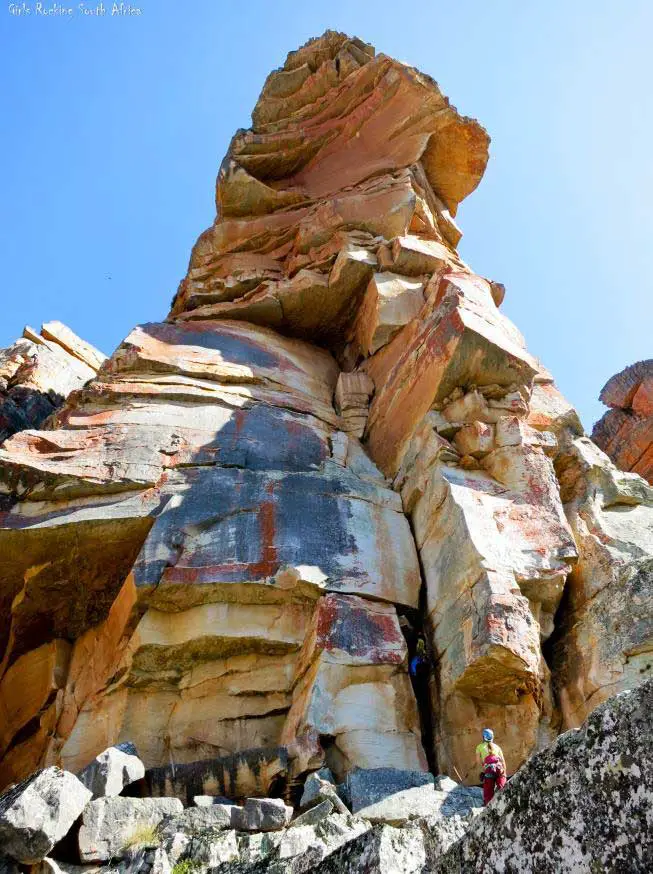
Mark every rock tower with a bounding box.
[0,31,651,795]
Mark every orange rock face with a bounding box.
[592,360,653,484]
[0,31,650,794]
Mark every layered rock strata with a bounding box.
[0,322,105,446]
[592,359,653,484]
[0,30,651,793]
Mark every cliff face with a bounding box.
[592,359,653,485]
[0,31,651,794]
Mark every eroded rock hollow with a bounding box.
[0,31,651,796]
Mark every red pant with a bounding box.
[483,775,506,804]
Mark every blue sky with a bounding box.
[1,0,651,429]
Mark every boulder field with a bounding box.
[0,29,651,871]
[0,680,649,872]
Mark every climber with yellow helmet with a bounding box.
[476,728,507,805]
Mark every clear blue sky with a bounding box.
[1,1,651,429]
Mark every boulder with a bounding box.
[77,796,183,862]
[347,777,481,827]
[77,742,145,799]
[0,767,91,864]
[201,812,371,873]
[160,804,240,836]
[193,795,233,806]
[232,797,293,832]
[299,770,348,814]
[347,768,434,814]
[182,830,239,867]
[291,799,334,827]
[311,823,428,874]
[343,770,480,826]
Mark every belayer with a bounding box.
[476,728,507,805]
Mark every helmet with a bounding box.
[482,728,494,742]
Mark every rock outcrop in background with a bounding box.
[593,359,653,484]
[0,31,651,803]
[0,322,105,447]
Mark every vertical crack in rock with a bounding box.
[0,30,650,799]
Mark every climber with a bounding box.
[409,637,429,681]
[476,728,507,805]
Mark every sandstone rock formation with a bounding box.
[0,322,105,447]
[593,359,653,484]
[0,30,651,802]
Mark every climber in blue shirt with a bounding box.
[409,637,428,680]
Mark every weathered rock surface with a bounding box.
[309,816,470,874]
[0,318,422,788]
[78,742,145,799]
[433,679,653,873]
[0,323,104,446]
[593,359,653,484]
[347,769,481,825]
[0,28,651,829]
[232,797,293,832]
[550,437,653,729]
[299,769,348,814]
[0,766,91,863]
[78,796,183,862]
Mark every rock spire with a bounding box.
[0,31,651,798]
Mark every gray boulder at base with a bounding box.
[343,767,480,825]
[160,803,240,835]
[78,796,182,862]
[310,818,470,874]
[77,742,145,800]
[434,678,653,873]
[0,767,92,863]
[316,824,427,873]
[347,768,434,814]
[291,799,334,828]
[232,797,293,832]
[300,772,349,814]
[193,795,233,807]
[206,813,370,873]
